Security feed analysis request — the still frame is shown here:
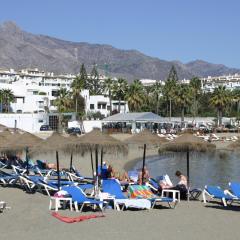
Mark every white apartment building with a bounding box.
[0,68,128,117]
[201,74,240,92]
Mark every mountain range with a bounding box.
[0,21,239,81]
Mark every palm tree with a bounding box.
[163,79,177,120]
[54,88,71,133]
[0,89,14,113]
[232,89,240,117]
[174,84,192,126]
[189,77,202,120]
[102,78,114,115]
[126,80,145,112]
[151,81,162,114]
[71,75,85,119]
[210,86,231,126]
[112,78,128,112]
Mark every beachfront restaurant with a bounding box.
[102,112,163,133]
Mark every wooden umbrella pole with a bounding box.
[90,148,94,177]
[187,149,190,201]
[100,147,103,179]
[70,153,73,172]
[95,146,99,194]
[56,150,60,191]
[142,144,146,185]
[26,147,29,175]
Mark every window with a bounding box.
[107,106,110,111]
[97,104,101,109]
[52,90,59,97]
[102,104,106,109]
[90,104,94,110]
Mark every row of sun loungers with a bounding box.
[2,160,240,213]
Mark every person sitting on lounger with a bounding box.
[171,170,188,199]
[106,165,115,179]
[138,166,150,185]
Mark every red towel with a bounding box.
[51,212,105,223]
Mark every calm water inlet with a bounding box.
[133,151,240,189]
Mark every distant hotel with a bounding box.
[139,74,240,92]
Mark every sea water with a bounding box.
[133,151,240,189]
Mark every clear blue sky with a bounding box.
[0,0,240,68]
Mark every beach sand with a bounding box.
[1,186,240,240]
[2,132,240,240]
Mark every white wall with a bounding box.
[83,120,102,133]
[0,113,48,132]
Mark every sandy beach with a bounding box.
[1,186,240,240]
[1,132,240,240]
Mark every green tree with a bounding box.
[167,65,179,82]
[102,78,114,115]
[189,77,202,120]
[79,63,88,87]
[112,78,128,112]
[0,89,14,113]
[232,89,240,117]
[174,84,192,125]
[163,78,177,120]
[151,81,162,114]
[71,74,85,119]
[86,65,102,95]
[210,86,231,126]
[126,80,145,112]
[54,88,71,133]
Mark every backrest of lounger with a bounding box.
[128,171,138,183]
[229,182,240,197]
[62,186,87,202]
[206,186,226,198]
[102,179,126,199]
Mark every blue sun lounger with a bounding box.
[226,182,240,201]
[61,185,104,212]
[102,179,151,210]
[203,185,234,206]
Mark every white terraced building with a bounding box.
[201,74,240,92]
[0,68,128,116]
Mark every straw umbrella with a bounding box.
[7,132,42,174]
[30,132,68,190]
[126,129,168,184]
[159,133,216,200]
[66,128,128,193]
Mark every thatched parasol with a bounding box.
[30,132,67,155]
[68,128,127,154]
[66,128,128,191]
[126,129,168,184]
[6,132,42,174]
[30,132,68,190]
[159,133,216,200]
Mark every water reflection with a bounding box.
[133,150,240,188]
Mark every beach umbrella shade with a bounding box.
[30,132,69,190]
[66,128,128,193]
[159,133,216,200]
[126,129,168,184]
[7,132,42,174]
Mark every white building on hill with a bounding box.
[0,68,128,117]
